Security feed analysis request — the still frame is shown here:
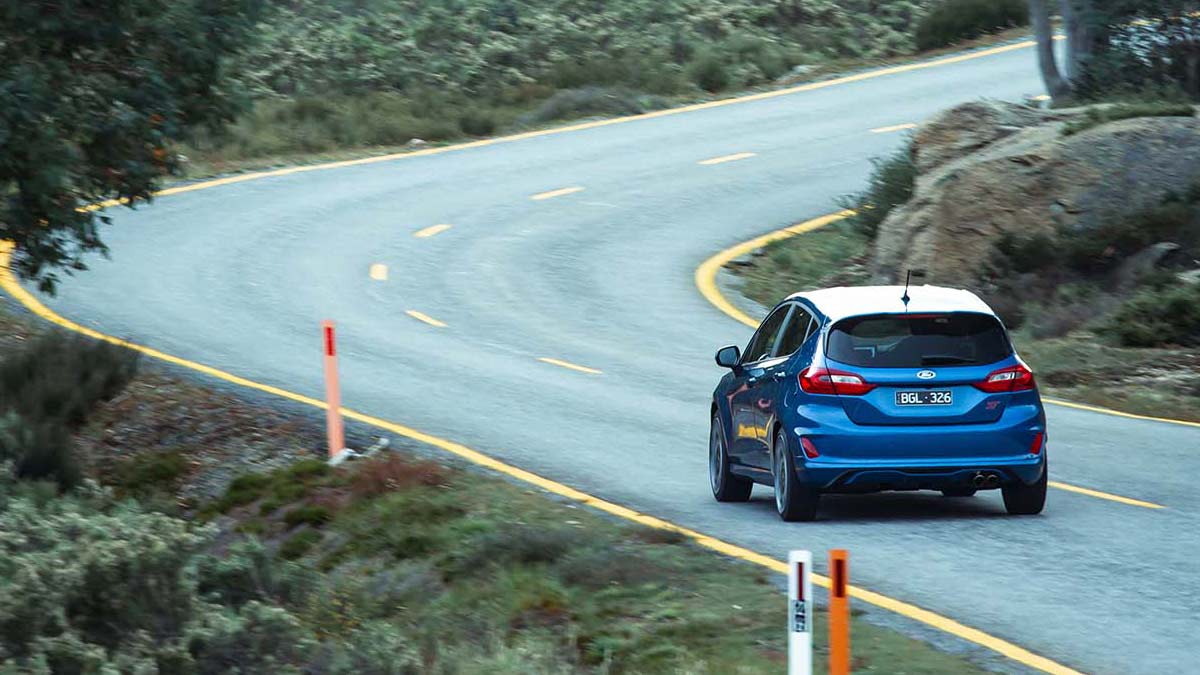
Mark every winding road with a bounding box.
[10,40,1200,674]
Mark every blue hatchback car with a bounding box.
[709,285,1047,521]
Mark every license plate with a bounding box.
[895,390,953,406]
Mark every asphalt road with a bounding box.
[29,42,1200,674]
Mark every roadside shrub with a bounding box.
[200,92,463,161]
[0,411,81,489]
[111,450,187,499]
[187,601,315,673]
[280,529,322,560]
[221,472,272,508]
[284,504,332,529]
[1062,102,1196,136]
[989,184,1200,333]
[1104,284,1200,347]
[557,546,667,589]
[0,332,138,428]
[458,109,497,136]
[1061,185,1200,275]
[688,52,730,93]
[842,142,917,240]
[350,453,447,497]
[286,458,330,481]
[518,87,669,125]
[914,0,1027,51]
[446,526,584,576]
[0,489,202,664]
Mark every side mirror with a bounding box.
[715,345,741,369]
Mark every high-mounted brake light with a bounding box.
[799,367,876,396]
[974,364,1036,393]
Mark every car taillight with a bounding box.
[1030,432,1044,455]
[974,364,1036,393]
[799,367,876,396]
[800,437,820,459]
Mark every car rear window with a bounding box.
[826,313,1011,368]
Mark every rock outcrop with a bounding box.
[871,100,1200,286]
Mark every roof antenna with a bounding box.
[901,270,912,307]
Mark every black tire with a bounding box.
[941,487,977,498]
[710,414,752,502]
[1002,463,1048,515]
[772,429,820,522]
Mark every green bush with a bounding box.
[1105,284,1200,347]
[458,109,498,136]
[914,0,1027,51]
[0,411,81,489]
[0,481,315,671]
[222,472,273,508]
[446,526,583,576]
[688,52,731,93]
[0,332,139,428]
[843,143,917,240]
[1061,185,1200,275]
[0,333,136,491]
[1062,102,1196,136]
[112,450,187,499]
[519,87,669,125]
[284,504,332,529]
[988,184,1200,334]
[280,529,322,560]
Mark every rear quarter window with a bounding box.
[826,313,1012,368]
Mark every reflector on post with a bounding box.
[788,550,813,675]
[829,549,850,675]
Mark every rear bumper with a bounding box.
[785,395,1047,491]
[798,456,1045,492]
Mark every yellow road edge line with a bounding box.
[1048,481,1165,509]
[75,41,1041,215]
[699,152,757,166]
[414,223,453,238]
[1042,397,1200,428]
[870,122,919,134]
[530,186,584,201]
[369,263,389,281]
[405,310,447,328]
[0,240,1080,675]
[694,212,1200,432]
[537,356,603,375]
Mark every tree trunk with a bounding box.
[1030,0,1071,98]
[1062,0,1097,82]
[1186,50,1200,99]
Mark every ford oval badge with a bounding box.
[917,370,936,380]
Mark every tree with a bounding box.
[1031,0,1200,100]
[0,0,262,293]
[1030,0,1071,97]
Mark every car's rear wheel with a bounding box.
[1002,463,1047,515]
[710,414,752,502]
[772,429,819,522]
[941,487,977,498]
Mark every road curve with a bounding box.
[16,42,1200,674]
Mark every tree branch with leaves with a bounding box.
[0,0,262,293]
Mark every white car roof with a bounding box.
[787,285,996,322]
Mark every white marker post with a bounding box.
[788,550,813,675]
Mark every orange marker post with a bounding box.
[829,549,850,675]
[322,320,347,462]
